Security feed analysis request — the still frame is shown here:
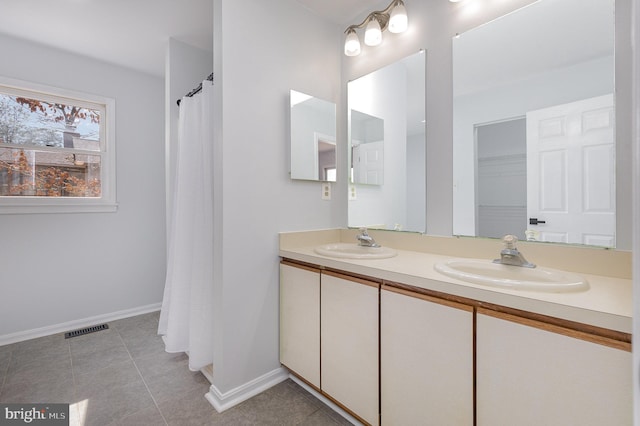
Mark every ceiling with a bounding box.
[0,0,381,78]
[295,0,382,25]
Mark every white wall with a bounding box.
[211,0,342,396]
[0,34,166,342]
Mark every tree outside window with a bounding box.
[0,92,103,198]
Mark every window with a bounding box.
[0,76,116,213]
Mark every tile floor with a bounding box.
[0,311,353,426]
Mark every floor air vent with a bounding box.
[65,323,109,339]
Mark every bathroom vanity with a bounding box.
[279,229,632,426]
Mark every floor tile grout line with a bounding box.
[115,327,170,426]
[0,349,12,400]
[67,340,83,425]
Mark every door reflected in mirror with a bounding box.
[350,110,384,185]
[348,50,426,233]
[452,0,616,247]
[290,90,336,182]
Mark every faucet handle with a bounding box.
[502,234,518,249]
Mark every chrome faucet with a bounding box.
[493,235,536,268]
[356,228,380,248]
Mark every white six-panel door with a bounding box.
[526,94,615,246]
[353,141,384,185]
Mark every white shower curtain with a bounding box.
[158,79,214,371]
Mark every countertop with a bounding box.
[279,244,632,334]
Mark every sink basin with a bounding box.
[314,243,398,260]
[434,259,589,292]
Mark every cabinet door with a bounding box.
[477,309,632,426]
[321,271,379,426]
[381,288,474,426]
[279,262,320,388]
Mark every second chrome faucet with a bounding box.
[356,228,381,248]
[493,235,536,268]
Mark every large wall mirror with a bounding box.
[452,0,616,247]
[290,90,337,182]
[348,50,426,232]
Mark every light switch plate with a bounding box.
[322,183,331,200]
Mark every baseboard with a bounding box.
[205,367,289,413]
[0,303,161,346]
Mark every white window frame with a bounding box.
[0,76,117,214]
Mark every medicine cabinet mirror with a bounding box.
[452,0,616,247]
[290,90,337,182]
[348,50,426,232]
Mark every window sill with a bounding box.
[0,200,118,214]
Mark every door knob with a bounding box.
[529,218,546,225]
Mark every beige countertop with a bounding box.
[279,231,632,334]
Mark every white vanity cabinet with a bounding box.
[321,271,380,426]
[476,308,632,426]
[279,262,321,388]
[280,256,632,426]
[380,287,474,426]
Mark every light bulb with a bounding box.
[344,29,361,56]
[364,17,382,46]
[389,2,408,33]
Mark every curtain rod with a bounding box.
[176,73,214,106]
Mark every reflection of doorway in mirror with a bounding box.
[315,133,336,182]
[325,168,336,182]
[475,118,527,240]
[526,94,615,247]
[352,141,384,185]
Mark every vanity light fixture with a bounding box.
[364,14,383,46]
[344,0,408,56]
